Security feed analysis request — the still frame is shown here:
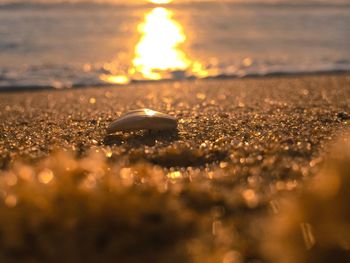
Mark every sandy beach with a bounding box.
[1,74,350,166]
[0,74,350,262]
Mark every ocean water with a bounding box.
[0,0,350,89]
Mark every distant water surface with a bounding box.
[0,0,350,89]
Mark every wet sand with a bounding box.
[0,74,350,262]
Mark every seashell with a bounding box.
[107,109,177,133]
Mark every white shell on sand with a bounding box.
[107,109,177,133]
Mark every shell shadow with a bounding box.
[103,129,179,147]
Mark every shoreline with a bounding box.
[1,69,349,93]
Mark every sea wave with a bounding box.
[1,0,349,91]
[1,0,350,10]
[1,62,349,91]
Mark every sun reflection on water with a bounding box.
[100,6,207,84]
[132,7,190,80]
[148,0,173,4]
[100,74,129,85]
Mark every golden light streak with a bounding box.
[99,5,208,84]
[100,74,130,85]
[132,7,191,80]
[148,0,173,4]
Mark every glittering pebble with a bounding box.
[107,109,177,133]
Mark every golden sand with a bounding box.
[0,74,350,262]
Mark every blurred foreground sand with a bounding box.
[0,74,350,262]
